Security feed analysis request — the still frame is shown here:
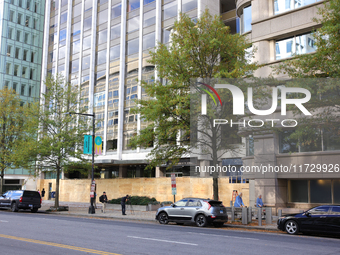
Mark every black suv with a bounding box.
[0,190,41,213]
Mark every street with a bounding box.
[0,210,339,255]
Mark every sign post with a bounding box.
[171,173,177,203]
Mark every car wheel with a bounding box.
[11,203,18,212]
[158,212,169,224]
[31,208,38,213]
[213,222,224,227]
[285,220,299,235]
[195,214,207,227]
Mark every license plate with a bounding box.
[29,204,33,208]
[220,210,223,214]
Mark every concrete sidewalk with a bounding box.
[41,200,279,231]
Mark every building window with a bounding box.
[72,40,80,55]
[30,68,35,80]
[97,49,107,65]
[83,36,91,50]
[59,29,67,42]
[59,46,65,59]
[6,63,11,74]
[162,29,171,44]
[60,11,67,24]
[16,30,21,41]
[25,16,30,27]
[26,0,31,10]
[71,22,81,39]
[5,81,10,89]
[111,24,121,40]
[128,0,140,12]
[84,0,92,12]
[82,55,91,70]
[143,10,156,27]
[98,9,108,25]
[97,29,107,45]
[163,1,177,20]
[17,13,22,24]
[13,82,17,92]
[23,49,28,61]
[21,84,26,96]
[7,45,12,57]
[289,180,308,203]
[9,10,15,22]
[143,32,155,50]
[111,3,121,19]
[144,0,155,4]
[84,16,92,31]
[110,45,120,61]
[34,2,39,13]
[24,32,29,43]
[182,0,197,13]
[19,0,23,7]
[14,65,19,76]
[70,59,79,73]
[127,38,139,55]
[127,16,139,33]
[15,47,20,59]
[276,33,317,60]
[8,27,14,39]
[28,86,32,97]
[31,52,35,62]
[73,3,82,17]
[240,5,251,34]
[274,0,319,15]
[22,66,27,77]
[61,0,68,7]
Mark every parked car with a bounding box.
[277,205,340,235]
[0,190,41,213]
[155,198,228,227]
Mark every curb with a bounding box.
[224,224,279,231]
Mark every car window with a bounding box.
[187,199,201,207]
[174,199,188,207]
[308,206,330,215]
[23,191,40,198]
[331,206,340,215]
[11,191,23,198]
[2,191,10,197]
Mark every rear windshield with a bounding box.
[209,201,222,207]
[23,191,41,198]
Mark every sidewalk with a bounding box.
[41,200,279,231]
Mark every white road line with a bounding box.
[0,220,8,222]
[127,236,198,246]
[186,232,259,240]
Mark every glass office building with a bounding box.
[0,0,45,191]
[40,0,217,178]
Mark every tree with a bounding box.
[0,88,36,194]
[131,10,258,200]
[21,75,92,208]
[274,0,340,148]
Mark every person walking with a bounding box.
[121,195,129,215]
[234,192,244,207]
[41,188,45,198]
[256,195,264,208]
[99,192,108,213]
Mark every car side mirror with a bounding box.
[171,204,175,207]
[304,212,311,217]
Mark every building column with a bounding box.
[119,165,127,178]
[155,167,165,177]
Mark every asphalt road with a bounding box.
[0,210,340,255]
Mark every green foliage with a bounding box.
[130,10,258,170]
[109,196,158,205]
[0,88,37,193]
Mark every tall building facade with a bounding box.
[0,0,45,191]
[40,0,221,179]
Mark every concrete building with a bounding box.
[0,0,45,191]
[235,0,340,209]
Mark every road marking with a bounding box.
[187,232,259,240]
[0,234,121,255]
[0,220,8,222]
[127,236,198,246]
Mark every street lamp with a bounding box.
[67,111,96,214]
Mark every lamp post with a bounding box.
[67,112,95,214]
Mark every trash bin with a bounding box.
[51,191,55,198]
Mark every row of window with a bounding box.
[8,27,39,45]
[4,80,35,97]
[5,63,36,80]
[10,0,40,13]
[8,10,40,30]
[6,45,37,63]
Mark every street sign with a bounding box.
[95,136,102,155]
[83,135,92,154]
[90,182,95,198]
[171,173,177,195]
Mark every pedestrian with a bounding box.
[121,195,129,215]
[99,192,108,213]
[256,194,264,208]
[234,192,244,207]
[37,189,40,194]
[41,188,45,198]
[94,191,97,209]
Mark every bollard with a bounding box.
[248,207,252,223]
[242,207,248,225]
[266,207,272,225]
[231,206,235,222]
[230,200,233,207]
[258,208,262,226]
[278,209,282,218]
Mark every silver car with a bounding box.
[155,198,228,227]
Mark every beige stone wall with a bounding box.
[38,177,249,206]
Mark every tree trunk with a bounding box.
[55,164,60,209]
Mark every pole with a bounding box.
[89,113,95,214]
[173,195,175,203]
